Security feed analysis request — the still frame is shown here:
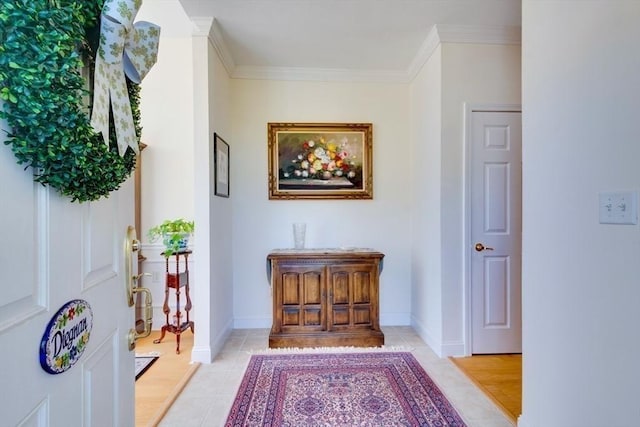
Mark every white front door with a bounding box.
[0,114,136,425]
[469,110,522,354]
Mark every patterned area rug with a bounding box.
[225,352,467,426]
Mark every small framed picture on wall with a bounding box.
[214,132,229,197]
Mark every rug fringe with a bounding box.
[247,345,414,355]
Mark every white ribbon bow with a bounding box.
[91,0,160,156]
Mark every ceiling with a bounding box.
[176,0,522,81]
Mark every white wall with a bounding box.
[410,45,443,351]
[521,1,640,426]
[410,40,521,357]
[138,0,195,236]
[230,79,412,328]
[440,42,521,354]
[195,27,234,361]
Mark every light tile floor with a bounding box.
[159,327,514,427]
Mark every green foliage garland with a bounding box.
[0,0,140,202]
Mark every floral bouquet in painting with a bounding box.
[281,136,361,183]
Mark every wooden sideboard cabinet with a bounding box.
[267,249,384,348]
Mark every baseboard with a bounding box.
[191,318,233,363]
[410,316,442,356]
[190,345,211,363]
[440,340,465,357]
[410,315,465,357]
[211,318,234,357]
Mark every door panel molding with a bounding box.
[83,332,118,426]
[0,184,49,332]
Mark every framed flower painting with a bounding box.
[268,123,373,200]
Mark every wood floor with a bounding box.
[450,354,522,425]
[135,330,199,427]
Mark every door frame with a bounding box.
[462,103,522,356]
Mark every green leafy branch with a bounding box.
[0,0,139,202]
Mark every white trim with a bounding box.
[462,103,522,356]
[190,17,236,78]
[440,340,466,357]
[437,24,521,45]
[191,317,233,363]
[190,16,213,37]
[37,183,49,309]
[207,318,233,360]
[0,184,48,333]
[190,345,212,364]
[410,315,441,357]
[209,18,236,77]
[232,65,407,83]
[219,24,521,83]
[406,25,441,82]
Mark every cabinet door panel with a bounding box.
[282,307,300,326]
[282,273,300,305]
[332,307,350,326]
[353,307,372,325]
[304,308,322,326]
[331,272,350,304]
[353,271,371,303]
[303,272,322,304]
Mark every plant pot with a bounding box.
[162,232,190,254]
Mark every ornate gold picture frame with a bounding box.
[268,123,373,200]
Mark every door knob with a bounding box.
[475,243,494,252]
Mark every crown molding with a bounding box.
[190,17,237,76]
[209,18,236,76]
[405,24,520,82]
[436,24,521,45]
[232,65,407,83]
[190,16,213,37]
[406,25,442,83]
[199,23,520,83]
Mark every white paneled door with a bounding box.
[0,131,136,425]
[470,110,522,354]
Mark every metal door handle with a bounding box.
[475,243,494,252]
[132,286,153,339]
[125,226,139,307]
[124,226,154,351]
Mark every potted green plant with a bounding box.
[148,218,195,256]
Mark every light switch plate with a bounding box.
[599,191,638,224]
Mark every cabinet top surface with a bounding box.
[268,248,384,259]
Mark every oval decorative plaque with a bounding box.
[40,299,93,375]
